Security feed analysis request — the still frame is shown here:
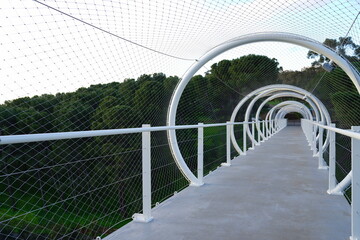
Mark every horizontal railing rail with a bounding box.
[0,121,256,145]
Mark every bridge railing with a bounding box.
[0,119,285,239]
[301,119,360,240]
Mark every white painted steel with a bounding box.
[270,101,311,122]
[243,123,247,155]
[230,85,331,156]
[275,108,308,122]
[318,127,327,170]
[167,32,360,184]
[301,119,355,196]
[313,124,317,156]
[251,122,255,149]
[265,106,298,134]
[261,121,265,142]
[0,122,247,145]
[328,123,337,193]
[276,108,306,119]
[274,103,312,120]
[303,119,360,141]
[351,126,360,240]
[328,171,352,195]
[197,123,204,185]
[133,124,154,223]
[222,122,232,167]
[270,104,309,123]
[245,91,317,147]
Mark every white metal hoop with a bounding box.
[167,32,360,185]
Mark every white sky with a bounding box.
[1,0,359,103]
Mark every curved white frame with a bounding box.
[232,85,331,155]
[276,107,310,120]
[255,92,317,141]
[167,32,360,185]
[274,102,312,120]
[244,91,320,145]
[268,102,312,130]
[266,105,306,133]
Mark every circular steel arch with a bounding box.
[243,91,321,146]
[276,107,309,120]
[275,107,309,125]
[255,92,317,141]
[167,32,360,185]
[269,102,312,125]
[272,102,312,121]
[231,85,330,155]
[276,106,310,120]
[265,102,312,135]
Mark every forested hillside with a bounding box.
[1,49,359,239]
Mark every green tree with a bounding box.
[134,81,165,125]
[307,37,358,66]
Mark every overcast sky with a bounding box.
[1,0,359,103]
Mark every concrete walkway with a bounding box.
[105,127,350,240]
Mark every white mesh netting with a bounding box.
[1,0,360,239]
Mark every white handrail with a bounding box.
[0,121,251,145]
[302,119,360,141]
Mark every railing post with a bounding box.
[307,121,311,144]
[351,126,360,240]
[257,121,261,144]
[318,126,327,169]
[261,120,265,142]
[265,120,268,140]
[243,123,247,155]
[197,123,204,184]
[273,120,276,134]
[251,121,255,149]
[222,122,231,167]
[312,124,317,156]
[133,124,153,223]
[307,121,312,146]
[328,123,336,193]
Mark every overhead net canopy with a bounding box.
[1,0,360,239]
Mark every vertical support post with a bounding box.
[197,123,204,184]
[222,122,231,167]
[351,126,360,240]
[251,121,255,149]
[312,124,317,156]
[243,123,247,155]
[307,121,312,146]
[318,126,327,169]
[275,120,277,133]
[262,120,265,142]
[257,121,260,144]
[328,124,336,192]
[133,124,153,223]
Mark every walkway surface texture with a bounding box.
[105,126,351,240]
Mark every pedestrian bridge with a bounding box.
[105,126,350,240]
[1,1,360,240]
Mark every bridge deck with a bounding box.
[105,127,350,240]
